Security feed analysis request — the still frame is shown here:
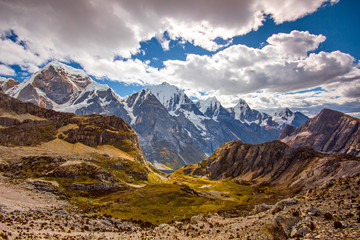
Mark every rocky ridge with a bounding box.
[180,140,360,188]
[280,108,360,157]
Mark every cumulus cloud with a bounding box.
[0,0,335,69]
[76,56,168,86]
[150,30,358,117]
[159,31,360,96]
[263,31,326,58]
[0,38,44,72]
[258,0,339,24]
[0,64,15,75]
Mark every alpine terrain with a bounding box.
[4,61,310,170]
[279,109,360,157]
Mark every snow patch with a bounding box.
[182,110,207,131]
[123,102,137,125]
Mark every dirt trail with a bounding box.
[0,176,66,212]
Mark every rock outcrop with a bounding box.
[181,140,360,188]
[279,108,360,157]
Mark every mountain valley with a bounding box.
[0,87,359,239]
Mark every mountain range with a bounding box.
[2,61,310,170]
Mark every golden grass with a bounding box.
[55,123,79,137]
[39,139,135,161]
[0,110,47,122]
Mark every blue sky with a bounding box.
[0,0,359,117]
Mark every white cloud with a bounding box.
[263,31,326,58]
[158,31,359,95]
[0,0,335,66]
[258,0,339,24]
[0,38,44,72]
[243,80,360,117]
[0,64,15,76]
[77,57,163,86]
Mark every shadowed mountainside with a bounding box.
[279,109,360,157]
[180,140,360,188]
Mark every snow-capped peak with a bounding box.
[0,78,19,92]
[272,108,295,126]
[0,78,11,84]
[274,108,293,117]
[44,61,89,79]
[83,81,111,93]
[197,97,221,117]
[146,82,189,112]
[231,98,251,120]
[234,98,250,109]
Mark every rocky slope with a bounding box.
[279,108,360,157]
[0,91,159,190]
[180,140,360,188]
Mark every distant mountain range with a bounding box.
[2,61,310,170]
[180,108,360,188]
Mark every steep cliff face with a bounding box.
[124,89,207,170]
[181,140,360,188]
[279,109,360,157]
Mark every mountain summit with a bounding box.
[273,108,310,127]
[0,78,20,92]
[7,61,93,108]
[7,61,128,117]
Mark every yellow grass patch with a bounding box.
[40,138,135,161]
[0,110,47,122]
[55,124,79,137]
